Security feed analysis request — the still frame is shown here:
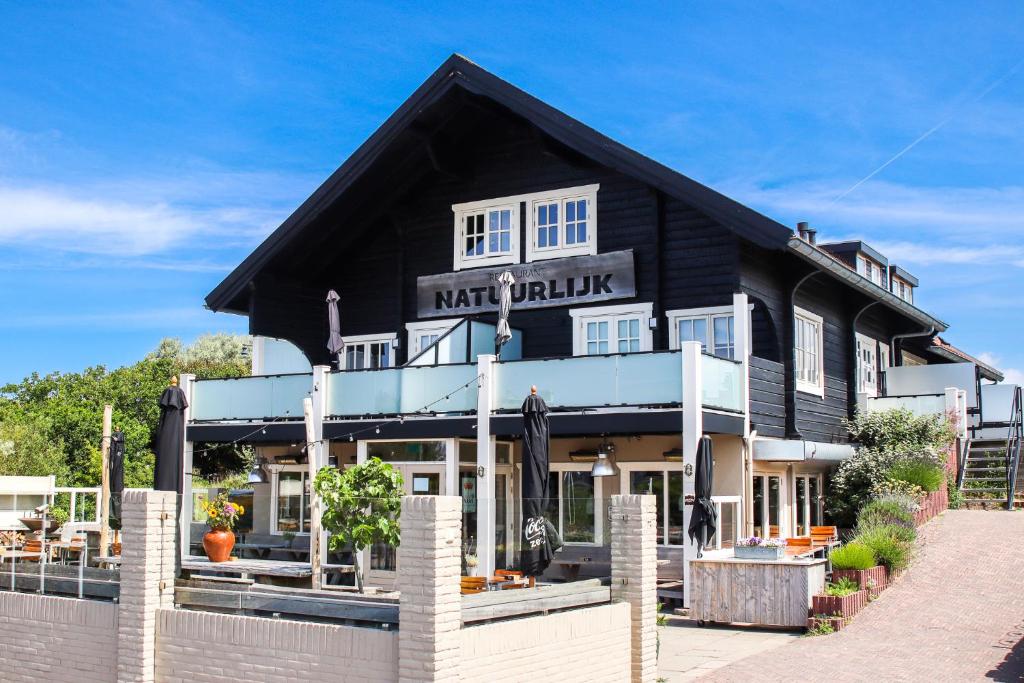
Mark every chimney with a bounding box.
[805,227,817,244]
[796,221,809,241]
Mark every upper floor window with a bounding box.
[857,256,885,288]
[452,200,520,271]
[570,303,653,356]
[666,305,747,359]
[891,278,913,304]
[526,185,599,262]
[856,333,878,397]
[794,306,824,396]
[343,333,397,370]
[406,319,459,357]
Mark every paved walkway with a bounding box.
[692,510,1024,682]
[658,617,799,681]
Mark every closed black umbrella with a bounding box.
[520,387,561,576]
[109,429,125,530]
[687,435,716,558]
[494,270,514,356]
[154,379,188,493]
[326,289,344,366]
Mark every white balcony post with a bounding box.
[476,354,496,580]
[681,341,703,609]
[733,292,751,437]
[178,373,196,563]
[308,365,330,590]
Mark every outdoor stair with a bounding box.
[960,439,1011,505]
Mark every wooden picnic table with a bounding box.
[0,549,42,562]
[96,556,122,568]
[181,557,313,580]
[234,542,288,560]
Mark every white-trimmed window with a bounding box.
[857,256,885,288]
[666,305,751,359]
[452,198,520,271]
[794,307,824,396]
[891,277,914,304]
[570,303,653,356]
[343,333,396,370]
[856,333,878,397]
[619,464,686,546]
[269,465,310,535]
[406,319,460,356]
[546,463,603,545]
[526,184,599,262]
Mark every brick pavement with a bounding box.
[700,510,1024,682]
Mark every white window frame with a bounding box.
[857,255,884,288]
[525,184,599,262]
[569,302,653,356]
[549,462,603,547]
[794,306,825,397]
[752,470,788,539]
[856,332,878,397]
[268,464,311,536]
[666,304,753,359]
[341,332,397,370]
[618,462,687,548]
[405,319,460,356]
[452,197,521,271]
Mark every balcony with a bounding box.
[190,350,745,423]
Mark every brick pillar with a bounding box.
[611,493,658,683]
[117,489,177,682]
[397,495,462,683]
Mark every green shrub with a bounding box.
[823,577,859,597]
[858,499,915,530]
[947,477,964,510]
[886,459,945,493]
[856,526,912,572]
[844,409,956,452]
[829,542,876,571]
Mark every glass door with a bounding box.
[459,465,513,570]
[371,463,445,572]
[793,473,823,536]
[752,474,783,538]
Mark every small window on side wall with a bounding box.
[570,303,653,356]
[666,305,748,360]
[526,185,599,262]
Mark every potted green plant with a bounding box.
[201,492,244,562]
[812,578,868,619]
[734,536,786,560]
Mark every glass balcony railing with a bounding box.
[190,374,312,421]
[191,350,746,422]
[326,363,479,417]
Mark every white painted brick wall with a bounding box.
[118,488,177,682]
[459,602,631,683]
[154,608,398,682]
[0,591,118,682]
[611,493,658,683]
[397,495,461,683]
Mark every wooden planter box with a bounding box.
[811,589,868,619]
[734,545,785,560]
[807,615,845,632]
[832,566,888,598]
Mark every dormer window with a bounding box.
[857,255,885,288]
[891,277,914,304]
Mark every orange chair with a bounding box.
[460,577,487,595]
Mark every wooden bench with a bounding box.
[461,577,487,595]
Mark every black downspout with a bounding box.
[786,270,821,439]
[848,301,881,418]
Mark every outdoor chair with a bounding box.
[460,576,487,595]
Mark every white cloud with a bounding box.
[977,352,1024,384]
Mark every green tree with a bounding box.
[313,458,404,592]
[0,411,69,482]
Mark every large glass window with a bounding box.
[752,474,782,538]
[546,468,599,545]
[366,441,446,462]
[795,307,824,395]
[628,470,667,545]
[794,473,823,536]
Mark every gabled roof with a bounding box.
[206,54,793,312]
[929,336,1003,382]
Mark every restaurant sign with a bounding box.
[416,249,636,318]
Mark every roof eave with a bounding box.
[787,237,948,332]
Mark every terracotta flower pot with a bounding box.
[203,529,235,563]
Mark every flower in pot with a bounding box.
[465,554,479,577]
[734,536,786,560]
[201,493,244,563]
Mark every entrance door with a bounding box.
[752,473,783,538]
[459,465,513,570]
[369,463,446,574]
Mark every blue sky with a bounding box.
[1,2,1023,384]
